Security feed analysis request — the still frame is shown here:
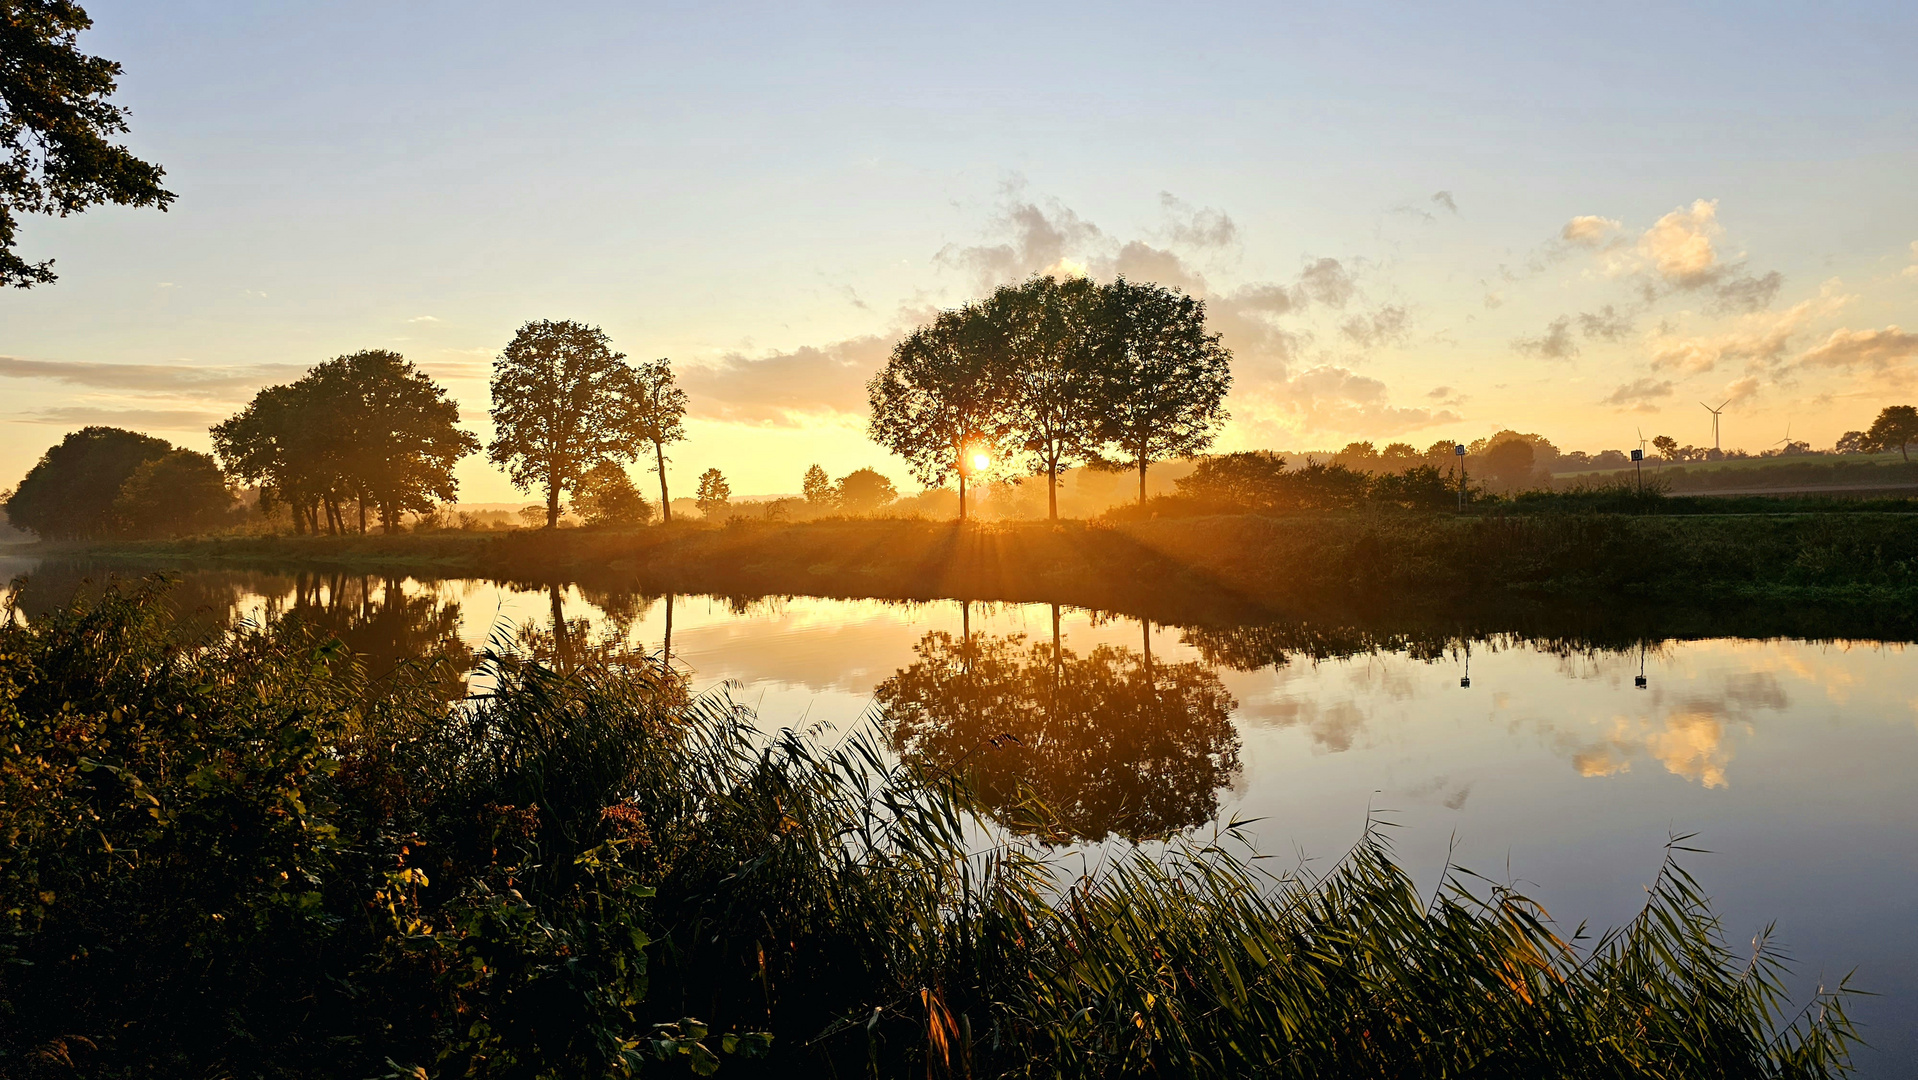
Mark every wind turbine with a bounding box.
[1636,426,1649,456]
[1771,421,1795,453]
[1699,399,1729,452]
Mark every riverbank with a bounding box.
[31,509,1918,614]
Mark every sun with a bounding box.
[971,452,991,472]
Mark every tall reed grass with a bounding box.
[0,578,1861,1077]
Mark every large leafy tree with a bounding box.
[112,449,234,538]
[309,351,476,533]
[1863,404,1918,463]
[215,352,473,535]
[621,358,688,523]
[694,467,730,519]
[212,381,335,534]
[867,302,1018,521]
[993,275,1105,520]
[4,425,170,537]
[1,1,174,287]
[1091,278,1233,504]
[488,321,637,528]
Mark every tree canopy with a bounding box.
[993,275,1105,519]
[214,350,475,534]
[571,461,654,528]
[622,358,688,523]
[867,301,1018,520]
[835,468,898,515]
[112,449,235,538]
[488,321,638,528]
[1,1,174,287]
[1091,278,1234,504]
[4,426,170,538]
[1863,404,1918,463]
[694,468,731,519]
[801,464,835,508]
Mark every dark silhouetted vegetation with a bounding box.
[572,460,655,528]
[214,350,476,535]
[488,321,647,529]
[3,426,171,538]
[0,580,1864,1077]
[624,357,688,523]
[109,447,236,537]
[0,0,174,287]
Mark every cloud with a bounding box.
[1431,191,1457,213]
[1602,378,1674,410]
[1576,304,1634,342]
[1513,315,1578,360]
[0,356,306,393]
[1483,291,1504,309]
[1707,270,1783,315]
[1647,290,1849,376]
[1338,305,1411,349]
[679,335,893,426]
[1904,241,1918,278]
[1241,365,1461,439]
[1296,257,1355,308]
[1723,375,1762,405]
[1798,325,1918,371]
[1562,215,1622,245]
[1638,199,1723,287]
[1157,192,1238,249]
[407,315,440,323]
[6,406,227,430]
[934,185,1105,292]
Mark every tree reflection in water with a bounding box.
[876,606,1240,844]
[268,573,472,703]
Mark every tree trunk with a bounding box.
[356,495,367,535]
[662,593,674,667]
[1047,458,1058,520]
[958,472,967,522]
[546,483,561,528]
[655,441,671,523]
[1138,452,1148,506]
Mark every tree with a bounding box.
[488,321,638,528]
[309,351,477,533]
[1090,278,1233,504]
[867,301,1018,521]
[835,468,897,515]
[213,382,329,533]
[694,468,730,519]
[1,1,174,287]
[801,464,836,509]
[1834,430,1867,454]
[4,426,170,538]
[571,460,653,528]
[112,449,234,538]
[1863,405,1918,463]
[994,275,1105,520]
[1651,434,1678,460]
[215,352,474,535]
[621,358,688,524]
[1480,438,1537,492]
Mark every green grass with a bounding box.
[0,581,1864,1077]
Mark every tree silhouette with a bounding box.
[1864,404,1918,463]
[1091,279,1233,504]
[215,352,473,534]
[835,467,897,515]
[112,450,234,538]
[488,320,637,528]
[694,468,730,519]
[801,464,835,509]
[995,276,1106,520]
[867,302,1017,520]
[4,427,171,538]
[0,1,174,287]
[622,358,688,523]
[571,461,653,527]
[877,627,1240,843]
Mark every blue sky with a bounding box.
[5,1,1916,499]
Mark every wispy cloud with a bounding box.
[0,356,305,393]
[6,406,227,430]
[679,335,893,426]
[1601,377,1674,410]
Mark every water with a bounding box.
[7,559,1916,1073]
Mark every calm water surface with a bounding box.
[8,559,1916,1073]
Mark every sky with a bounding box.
[4,0,1917,502]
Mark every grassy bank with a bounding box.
[34,505,1918,615]
[0,584,1862,1077]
